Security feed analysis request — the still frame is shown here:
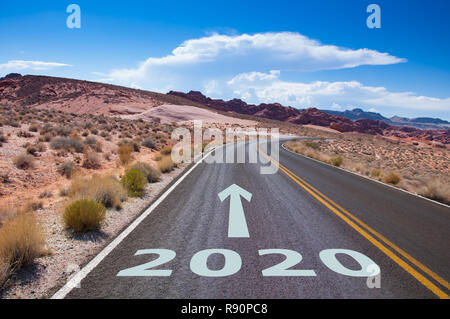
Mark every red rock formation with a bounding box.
[169,91,450,144]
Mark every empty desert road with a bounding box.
[57,139,450,299]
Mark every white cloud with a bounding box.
[204,79,222,96]
[102,32,405,88]
[331,102,342,110]
[0,60,71,72]
[227,70,450,112]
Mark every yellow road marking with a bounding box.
[259,148,449,299]
[273,150,450,291]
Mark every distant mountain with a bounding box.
[390,116,450,129]
[170,91,449,144]
[323,108,389,122]
[323,108,450,130]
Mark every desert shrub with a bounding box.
[118,144,133,165]
[330,156,343,167]
[119,139,140,152]
[82,151,101,169]
[419,180,450,205]
[28,123,40,132]
[371,169,381,178]
[153,153,163,161]
[0,173,10,184]
[54,125,72,137]
[17,130,33,138]
[0,212,46,288]
[157,155,175,173]
[121,169,147,197]
[84,136,97,146]
[142,137,157,149]
[13,153,35,170]
[69,175,126,209]
[43,133,53,142]
[50,137,83,153]
[0,133,7,144]
[0,203,16,227]
[26,145,38,156]
[160,145,172,155]
[35,142,47,152]
[0,261,8,288]
[131,162,161,183]
[304,141,320,150]
[39,191,52,199]
[29,201,43,211]
[63,199,106,232]
[57,161,76,178]
[384,172,401,185]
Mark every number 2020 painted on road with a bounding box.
[117,248,380,278]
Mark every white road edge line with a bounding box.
[281,142,450,209]
[51,148,217,299]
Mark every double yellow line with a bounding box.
[259,148,449,299]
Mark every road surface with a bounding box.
[60,139,450,299]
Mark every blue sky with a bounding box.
[0,0,449,120]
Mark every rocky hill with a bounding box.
[0,74,202,116]
[169,91,449,144]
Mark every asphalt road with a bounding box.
[62,139,449,299]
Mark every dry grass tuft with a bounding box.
[419,179,450,205]
[331,156,343,167]
[157,155,176,173]
[0,211,46,288]
[69,175,127,209]
[130,162,161,183]
[118,144,133,165]
[13,153,35,170]
[63,199,106,232]
[82,151,101,169]
[160,145,173,155]
[383,172,401,185]
[371,169,381,178]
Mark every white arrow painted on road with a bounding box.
[218,184,252,238]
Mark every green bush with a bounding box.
[63,199,106,232]
[331,156,343,167]
[131,162,161,183]
[304,141,320,150]
[121,169,147,197]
